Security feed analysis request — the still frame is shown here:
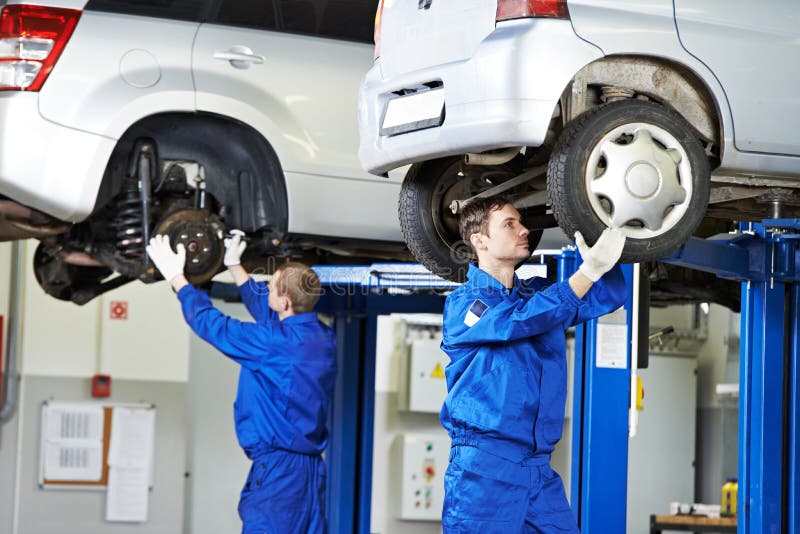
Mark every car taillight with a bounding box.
[496,0,569,21]
[0,4,81,91]
[374,0,384,59]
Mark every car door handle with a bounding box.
[213,47,265,68]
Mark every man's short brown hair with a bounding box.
[458,195,512,253]
[274,262,322,313]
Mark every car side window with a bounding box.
[214,0,278,30]
[212,0,374,44]
[313,0,375,43]
[209,0,374,43]
[85,0,212,22]
[278,0,319,35]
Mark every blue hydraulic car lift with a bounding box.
[569,220,800,534]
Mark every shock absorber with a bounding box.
[111,139,157,261]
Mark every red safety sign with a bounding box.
[109,301,128,320]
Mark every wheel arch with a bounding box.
[564,55,724,147]
[92,112,288,235]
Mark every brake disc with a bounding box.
[152,209,226,284]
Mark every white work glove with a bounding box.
[146,234,186,282]
[575,227,626,282]
[224,229,247,267]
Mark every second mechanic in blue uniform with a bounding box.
[147,231,337,534]
[440,195,628,533]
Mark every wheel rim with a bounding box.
[584,122,693,238]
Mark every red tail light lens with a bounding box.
[0,4,81,91]
[374,0,384,59]
[496,0,569,21]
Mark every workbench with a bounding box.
[650,514,736,533]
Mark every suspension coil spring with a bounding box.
[112,178,146,260]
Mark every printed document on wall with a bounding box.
[596,307,628,369]
[42,402,104,481]
[105,407,156,522]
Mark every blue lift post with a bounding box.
[564,251,635,533]
[662,220,800,534]
[566,221,800,534]
[313,265,450,534]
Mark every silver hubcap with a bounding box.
[585,123,692,238]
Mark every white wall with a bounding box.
[696,304,738,503]
[184,301,250,534]
[18,240,189,380]
[646,303,739,507]
[0,239,192,534]
[627,355,696,534]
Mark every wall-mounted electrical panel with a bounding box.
[397,337,449,413]
[397,433,450,520]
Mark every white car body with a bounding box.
[357,0,800,283]
[360,0,800,180]
[2,0,402,239]
[0,0,406,302]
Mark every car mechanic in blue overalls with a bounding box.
[440,195,627,533]
[147,231,337,534]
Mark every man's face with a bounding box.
[268,270,286,313]
[474,203,530,263]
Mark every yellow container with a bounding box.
[721,478,738,516]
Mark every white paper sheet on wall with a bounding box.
[106,466,150,522]
[105,407,156,522]
[42,403,104,481]
[596,323,629,369]
[596,307,629,369]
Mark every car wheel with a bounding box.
[547,99,710,261]
[399,156,543,282]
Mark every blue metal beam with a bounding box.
[567,254,633,533]
[751,282,785,533]
[662,236,752,280]
[357,315,378,534]
[790,284,800,534]
[739,282,753,533]
[325,290,365,534]
[738,280,786,534]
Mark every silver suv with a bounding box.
[0,0,404,303]
[359,0,800,281]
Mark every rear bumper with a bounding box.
[358,18,603,175]
[0,93,114,222]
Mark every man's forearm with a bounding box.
[228,264,250,286]
[568,271,594,299]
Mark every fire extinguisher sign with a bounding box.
[109,301,128,320]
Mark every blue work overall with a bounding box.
[179,280,337,534]
[440,263,627,533]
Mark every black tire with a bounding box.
[399,156,543,282]
[547,99,710,262]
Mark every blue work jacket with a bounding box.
[178,281,337,459]
[440,263,627,461]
